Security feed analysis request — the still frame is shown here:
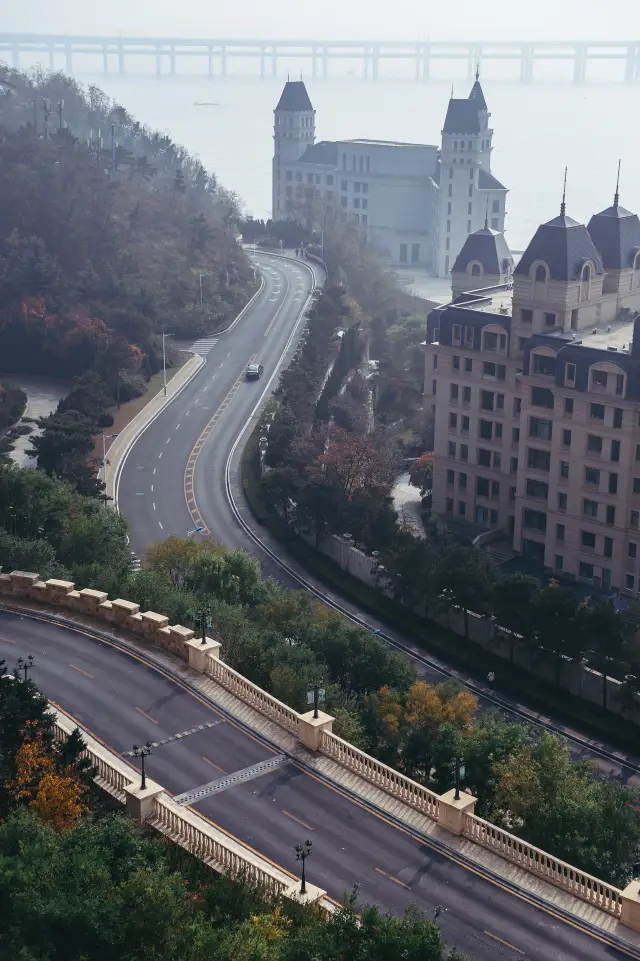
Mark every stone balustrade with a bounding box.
[463,812,623,916]
[5,568,640,932]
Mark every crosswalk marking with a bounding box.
[174,754,289,805]
[189,336,219,356]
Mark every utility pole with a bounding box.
[110,122,116,180]
[57,98,64,131]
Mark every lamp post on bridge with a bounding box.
[15,654,34,680]
[132,741,153,790]
[295,839,312,895]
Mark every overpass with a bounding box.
[1,33,639,83]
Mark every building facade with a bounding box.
[271,78,507,276]
[425,191,640,594]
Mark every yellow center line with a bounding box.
[69,662,94,678]
[135,706,159,725]
[483,930,524,954]
[375,867,409,889]
[183,353,257,535]
[202,756,226,774]
[281,809,314,831]
[264,314,277,337]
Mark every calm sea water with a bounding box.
[35,64,640,253]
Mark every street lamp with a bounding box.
[101,432,119,503]
[311,677,324,720]
[132,741,153,790]
[161,331,174,396]
[295,839,312,895]
[15,654,34,680]
[193,608,211,645]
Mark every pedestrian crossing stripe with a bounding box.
[121,720,222,755]
[189,336,219,356]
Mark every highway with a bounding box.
[0,606,635,961]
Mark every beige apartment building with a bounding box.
[425,190,640,594]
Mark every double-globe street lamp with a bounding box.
[132,741,153,790]
[15,654,34,680]
[295,839,312,895]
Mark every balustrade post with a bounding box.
[123,780,163,825]
[437,788,477,835]
[621,880,640,930]
[298,710,334,751]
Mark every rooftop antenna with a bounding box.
[484,194,489,230]
[614,159,621,209]
[560,166,568,218]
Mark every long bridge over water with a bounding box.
[1,33,640,83]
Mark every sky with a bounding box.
[5,0,640,41]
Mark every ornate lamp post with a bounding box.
[15,654,34,680]
[132,741,153,790]
[295,839,312,895]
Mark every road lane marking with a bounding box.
[150,485,154,493]
[202,756,226,774]
[158,451,163,459]
[69,662,94,678]
[281,810,314,831]
[37,617,614,949]
[135,706,159,725]
[264,313,277,337]
[175,423,181,430]
[153,503,156,511]
[158,521,164,529]
[183,354,257,537]
[483,931,524,954]
[375,867,409,889]
[185,410,190,417]
[153,468,156,475]
[165,437,171,444]
[0,635,17,644]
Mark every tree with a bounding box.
[260,466,302,522]
[186,547,264,606]
[493,572,540,662]
[409,452,433,499]
[144,534,210,589]
[577,598,626,710]
[433,543,495,641]
[531,581,581,687]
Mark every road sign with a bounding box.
[307,688,326,705]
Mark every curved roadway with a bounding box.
[0,607,634,961]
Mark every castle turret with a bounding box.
[272,80,316,219]
[451,223,513,298]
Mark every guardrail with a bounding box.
[321,730,440,820]
[463,812,623,916]
[206,656,300,734]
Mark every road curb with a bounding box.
[109,277,266,511]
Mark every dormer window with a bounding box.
[535,264,547,283]
[471,264,481,276]
[591,369,607,390]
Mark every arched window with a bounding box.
[535,264,547,283]
[634,252,640,289]
[580,263,591,302]
[471,263,482,276]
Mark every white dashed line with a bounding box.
[175,423,181,430]
[158,452,163,459]
[158,521,164,530]
[151,485,154,493]
[185,410,190,417]
[153,502,156,511]
[166,437,171,444]
[153,467,156,475]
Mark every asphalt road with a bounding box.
[1,608,635,961]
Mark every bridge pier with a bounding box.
[422,44,431,81]
[322,46,328,78]
[48,44,55,71]
[372,44,379,80]
[118,43,125,75]
[271,48,277,77]
[208,46,214,78]
[520,43,534,83]
[170,45,176,75]
[102,45,109,75]
[259,45,266,77]
[625,43,638,82]
[221,44,227,77]
[312,46,318,79]
[65,43,73,75]
[573,44,587,83]
[156,46,162,77]
[415,45,421,80]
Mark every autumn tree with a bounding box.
[409,451,434,499]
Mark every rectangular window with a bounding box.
[411,244,420,263]
[521,309,533,324]
[609,473,618,494]
[581,530,596,549]
[632,510,640,529]
[523,509,547,532]
[496,394,504,411]
[491,480,500,498]
[458,500,466,516]
[562,429,571,448]
[295,172,303,182]
[514,398,522,416]
[566,363,576,385]
[616,374,625,396]
[341,196,348,208]
[493,453,502,469]
[286,170,293,181]
[512,428,520,444]
[481,391,494,411]
[464,358,473,372]
[533,354,555,376]
[326,175,334,185]
[459,472,468,489]
[564,397,574,415]
[307,173,314,184]
[593,370,608,388]
[590,403,605,420]
[446,469,455,486]
[604,537,613,559]
[453,355,460,370]
[450,384,459,401]
[341,179,348,190]
[634,477,640,494]
[478,449,491,467]
[510,457,518,473]
[560,461,570,479]
[614,408,623,428]
[362,180,368,191]
[579,562,594,579]
[555,555,564,571]
[544,312,556,327]
[606,505,616,525]
[445,497,454,513]
[636,444,640,461]
[460,444,468,461]
[529,417,552,440]
[399,243,408,263]
[448,441,456,457]
[611,439,620,463]
[354,182,361,192]
[557,523,566,542]
[447,202,452,215]
[449,412,458,429]
[433,354,438,370]
[483,362,497,378]
[476,477,490,497]
[587,435,603,454]
[354,197,361,209]
[558,492,567,511]
[626,574,635,591]
[527,448,551,471]
[583,499,598,518]
[484,332,499,352]
[491,218,500,230]
[461,415,470,432]
[479,420,493,440]
[585,467,600,486]
[629,542,637,559]
[362,199,368,210]
[526,479,549,499]
[531,386,554,409]
[463,386,471,405]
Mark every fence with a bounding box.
[463,812,623,916]
[3,570,638,929]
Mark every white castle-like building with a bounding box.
[271,76,508,277]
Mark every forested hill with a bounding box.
[0,68,255,392]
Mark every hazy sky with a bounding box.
[5,0,640,41]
